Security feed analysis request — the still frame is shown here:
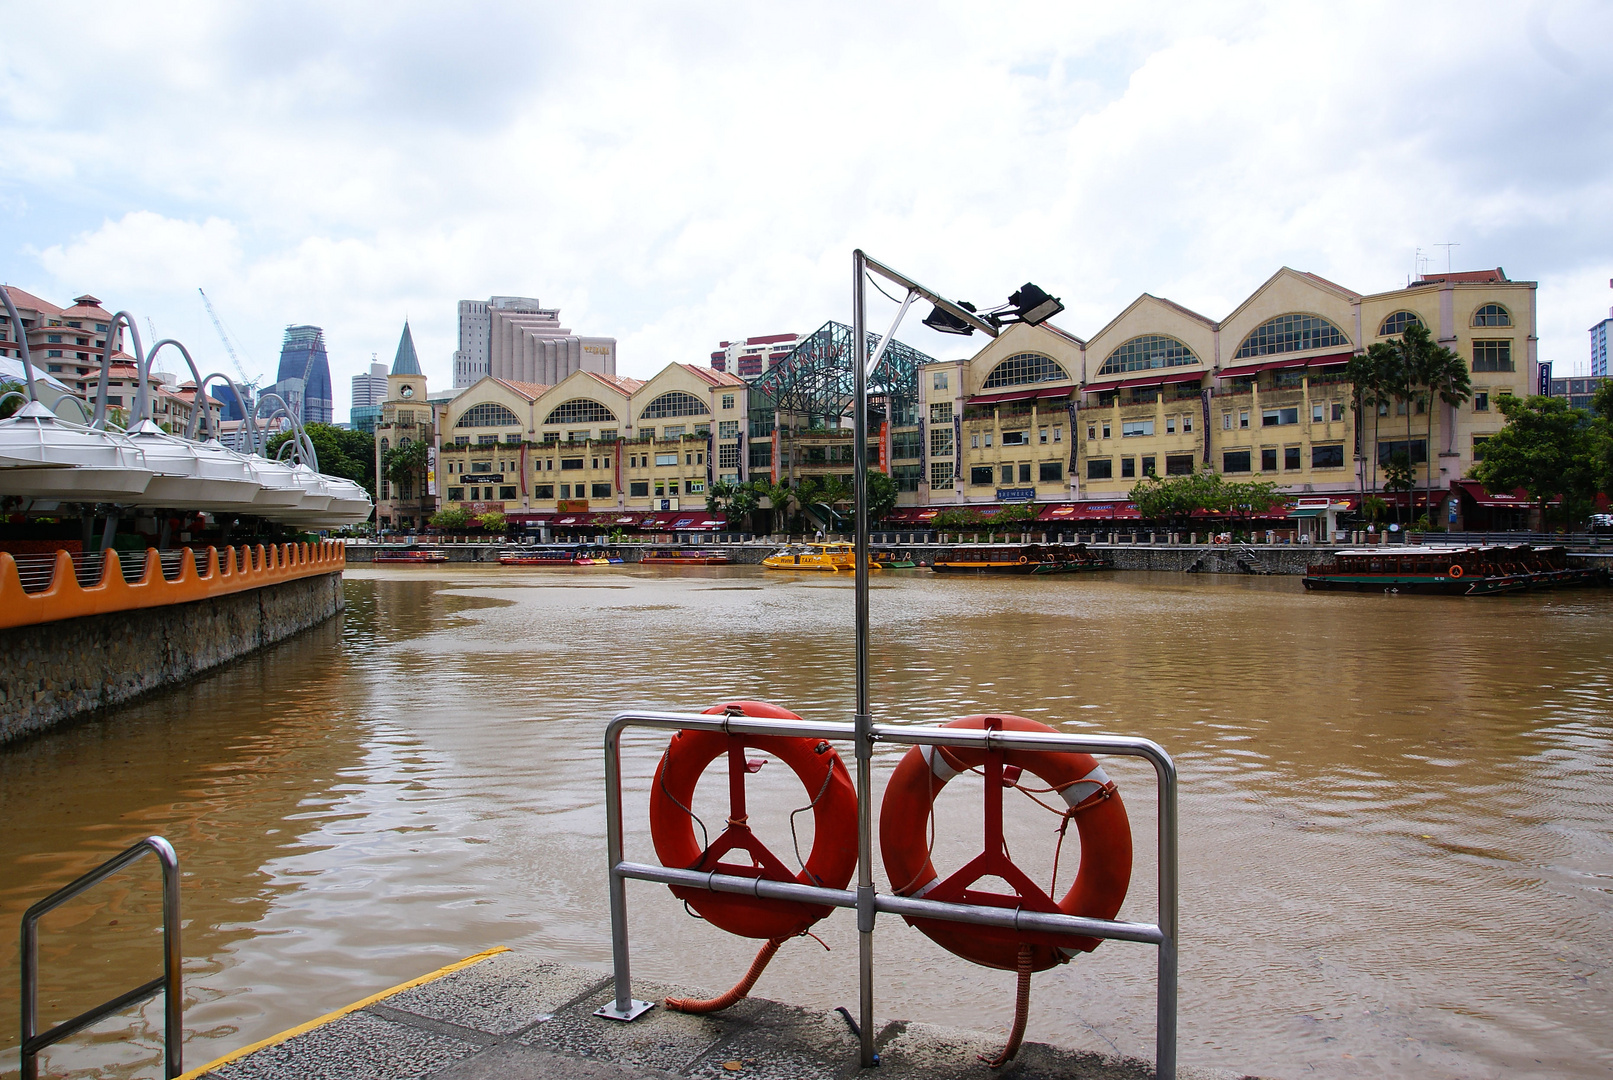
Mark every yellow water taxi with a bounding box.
[761,542,883,572]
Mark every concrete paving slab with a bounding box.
[206,1008,483,1080]
[382,950,606,1035]
[188,950,1263,1080]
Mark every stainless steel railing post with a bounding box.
[20,835,182,1079]
[596,717,652,1021]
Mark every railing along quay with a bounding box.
[0,541,346,631]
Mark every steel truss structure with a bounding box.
[748,320,932,437]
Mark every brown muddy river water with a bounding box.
[1,565,1609,1079]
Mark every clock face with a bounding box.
[401,385,414,398]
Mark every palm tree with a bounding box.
[1421,336,1472,524]
[1345,349,1391,505]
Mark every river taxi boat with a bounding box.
[640,547,730,565]
[499,546,596,566]
[761,542,882,572]
[373,548,448,564]
[930,543,1112,575]
[1302,544,1608,595]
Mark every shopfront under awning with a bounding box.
[1455,480,1544,508]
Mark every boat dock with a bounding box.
[177,948,1249,1080]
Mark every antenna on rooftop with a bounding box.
[1435,242,1460,273]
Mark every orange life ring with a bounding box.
[650,701,858,939]
[1018,555,1029,564]
[1448,564,1464,579]
[879,714,1132,972]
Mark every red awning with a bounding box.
[1052,502,1140,520]
[505,512,554,524]
[967,385,1074,405]
[1455,480,1549,507]
[1222,351,1356,377]
[1037,503,1079,521]
[886,508,941,523]
[684,517,727,530]
[1088,369,1207,392]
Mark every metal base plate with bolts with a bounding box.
[595,998,656,1022]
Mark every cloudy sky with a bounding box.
[3,1,1611,417]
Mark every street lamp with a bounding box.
[919,281,1065,336]
[849,251,1061,1067]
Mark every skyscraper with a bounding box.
[350,355,389,433]
[273,324,333,424]
[452,295,615,386]
[1592,309,1611,378]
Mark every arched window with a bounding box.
[981,352,1069,389]
[455,402,522,428]
[1378,311,1423,336]
[379,438,389,452]
[543,398,617,425]
[639,390,709,420]
[1097,335,1198,376]
[1234,313,1349,358]
[1472,303,1511,327]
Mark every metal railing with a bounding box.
[19,836,183,1080]
[601,709,1178,1078]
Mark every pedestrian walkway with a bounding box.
[177,948,1253,1080]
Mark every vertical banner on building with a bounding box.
[1066,399,1080,496]
[707,431,714,487]
[877,421,889,472]
[953,414,962,489]
[736,432,745,483]
[519,442,528,497]
[1537,360,1552,397]
[771,428,780,483]
[426,446,437,496]
[1201,389,1213,465]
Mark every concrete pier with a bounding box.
[180,948,1252,1080]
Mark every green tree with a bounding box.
[1472,395,1599,531]
[863,468,899,525]
[429,506,472,531]
[754,479,800,534]
[1346,347,1392,497]
[270,423,377,498]
[1130,466,1223,526]
[0,380,26,419]
[1382,452,1414,514]
[476,510,508,533]
[1222,475,1285,529]
[931,506,987,531]
[383,439,429,487]
[1421,334,1473,512]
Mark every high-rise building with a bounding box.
[350,355,389,433]
[272,324,333,425]
[1591,308,1611,378]
[452,295,615,387]
[710,333,802,380]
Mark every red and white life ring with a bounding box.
[879,714,1133,972]
[650,701,858,940]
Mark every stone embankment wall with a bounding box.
[1,573,344,745]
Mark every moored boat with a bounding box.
[930,543,1112,575]
[761,542,881,572]
[641,547,730,565]
[1302,544,1608,595]
[499,546,595,566]
[374,548,448,564]
[872,551,919,569]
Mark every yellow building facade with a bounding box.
[435,364,748,523]
[916,267,1536,521]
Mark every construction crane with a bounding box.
[197,287,262,424]
[197,288,261,393]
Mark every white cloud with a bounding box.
[3,0,1612,418]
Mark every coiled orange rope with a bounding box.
[664,936,789,1013]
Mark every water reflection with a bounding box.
[1,566,1608,1079]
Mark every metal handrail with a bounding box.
[601,709,1178,1079]
[20,836,182,1080]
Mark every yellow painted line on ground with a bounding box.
[174,945,511,1079]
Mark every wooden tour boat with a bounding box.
[761,542,882,572]
[640,547,730,565]
[499,546,598,567]
[373,548,448,564]
[929,543,1113,576]
[1302,544,1608,595]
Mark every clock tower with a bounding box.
[375,321,436,533]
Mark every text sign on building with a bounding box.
[557,499,589,512]
[996,487,1036,502]
[462,473,503,483]
[1538,361,1552,396]
[466,501,505,514]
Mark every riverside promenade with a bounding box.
[179,948,1251,1080]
